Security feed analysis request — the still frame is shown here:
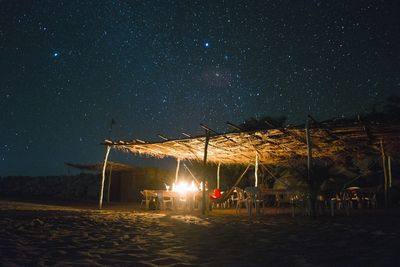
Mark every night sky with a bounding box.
[1,1,399,176]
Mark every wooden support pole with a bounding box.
[217,162,221,189]
[255,152,259,187]
[380,140,388,208]
[175,158,181,184]
[306,119,312,182]
[99,145,111,209]
[305,117,315,218]
[388,155,392,188]
[202,130,210,215]
[107,164,113,203]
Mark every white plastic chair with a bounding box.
[140,190,146,206]
[245,186,264,216]
[235,187,248,214]
[157,192,173,210]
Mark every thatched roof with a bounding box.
[104,118,400,165]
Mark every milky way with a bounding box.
[1,1,399,175]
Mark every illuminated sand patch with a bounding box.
[170,215,211,226]
[0,201,82,212]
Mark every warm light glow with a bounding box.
[171,180,198,194]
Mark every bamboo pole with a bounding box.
[305,117,315,218]
[202,130,210,215]
[380,140,388,208]
[99,145,111,209]
[175,158,180,184]
[306,121,312,181]
[255,152,258,187]
[217,162,221,189]
[107,164,113,203]
[388,155,392,188]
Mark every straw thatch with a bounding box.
[104,118,400,165]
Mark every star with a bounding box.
[0,1,397,177]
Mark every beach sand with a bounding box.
[0,199,399,266]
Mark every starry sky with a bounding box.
[1,0,399,176]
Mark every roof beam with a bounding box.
[157,134,201,160]
[264,120,321,152]
[200,123,255,161]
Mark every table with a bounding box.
[259,188,299,217]
[344,187,378,209]
[143,190,201,211]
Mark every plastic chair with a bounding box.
[245,186,264,216]
[140,191,146,206]
[235,187,248,214]
[157,191,173,210]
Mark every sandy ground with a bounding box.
[1,199,399,266]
